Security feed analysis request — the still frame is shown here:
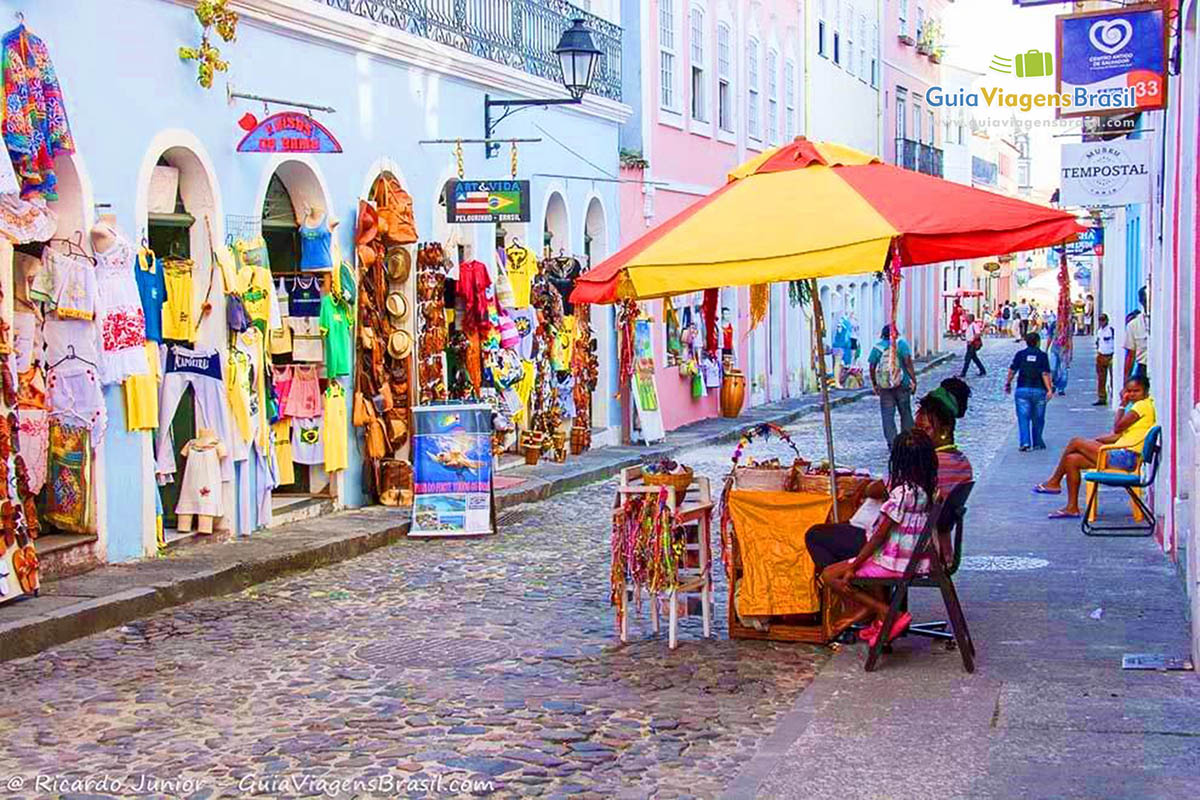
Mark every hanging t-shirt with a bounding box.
[299,214,333,270]
[510,307,537,360]
[288,275,322,317]
[135,253,167,343]
[240,265,274,332]
[318,294,352,378]
[292,417,324,465]
[505,245,539,308]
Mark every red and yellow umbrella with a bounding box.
[572,138,1083,304]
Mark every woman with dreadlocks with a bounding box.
[809,429,940,646]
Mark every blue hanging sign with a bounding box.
[236,112,342,154]
[1056,5,1167,118]
[1055,225,1104,257]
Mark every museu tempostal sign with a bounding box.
[1059,139,1150,206]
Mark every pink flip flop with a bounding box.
[1048,509,1081,519]
[1033,484,1062,495]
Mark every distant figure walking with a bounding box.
[960,313,986,377]
[868,325,918,450]
[1094,313,1115,405]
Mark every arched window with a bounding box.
[660,0,679,109]
[766,48,779,144]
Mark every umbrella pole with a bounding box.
[808,279,839,520]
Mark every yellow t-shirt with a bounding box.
[1115,398,1156,449]
[505,246,539,308]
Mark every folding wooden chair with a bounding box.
[1082,426,1161,537]
[851,482,976,673]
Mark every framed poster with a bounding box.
[410,404,495,538]
[1056,5,1167,118]
[631,318,665,444]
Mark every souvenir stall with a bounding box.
[353,174,417,507]
[0,19,116,598]
[573,138,1085,645]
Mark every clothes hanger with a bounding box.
[48,345,97,371]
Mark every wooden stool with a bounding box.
[613,467,714,649]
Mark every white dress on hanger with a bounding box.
[93,234,148,384]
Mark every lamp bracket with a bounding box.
[484,94,582,158]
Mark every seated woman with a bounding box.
[1034,374,1155,519]
[807,377,972,570]
[815,430,939,646]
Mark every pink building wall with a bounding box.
[620,0,804,432]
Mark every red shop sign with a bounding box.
[236,111,342,154]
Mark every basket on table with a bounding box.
[643,467,695,494]
[794,470,872,523]
[728,422,809,491]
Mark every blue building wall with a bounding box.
[8,0,623,561]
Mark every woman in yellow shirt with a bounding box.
[1035,374,1155,519]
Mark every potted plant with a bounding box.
[898,32,915,46]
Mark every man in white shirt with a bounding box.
[1094,313,1115,405]
[1123,287,1149,382]
[1015,299,1031,339]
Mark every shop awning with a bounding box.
[571,138,1084,304]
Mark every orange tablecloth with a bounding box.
[728,489,833,616]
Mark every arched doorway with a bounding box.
[543,191,569,257]
[582,197,614,432]
[260,160,337,513]
[142,144,223,543]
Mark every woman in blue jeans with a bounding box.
[1005,332,1054,451]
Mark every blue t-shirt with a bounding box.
[299,216,332,270]
[868,337,912,388]
[1010,346,1051,389]
[135,256,167,343]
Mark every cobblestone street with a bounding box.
[0,343,1015,799]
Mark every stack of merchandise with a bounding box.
[353,176,417,506]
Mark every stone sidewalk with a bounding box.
[725,340,1200,800]
[0,354,951,663]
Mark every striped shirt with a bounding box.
[936,449,973,499]
[871,484,932,574]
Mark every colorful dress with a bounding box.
[2,25,74,200]
[94,234,149,384]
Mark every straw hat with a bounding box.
[387,328,413,360]
[386,246,411,282]
[385,291,408,320]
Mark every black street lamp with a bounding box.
[484,19,602,158]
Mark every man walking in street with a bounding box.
[1006,331,1054,451]
[1015,298,1031,340]
[869,325,918,450]
[1094,312,1115,405]
[960,313,986,377]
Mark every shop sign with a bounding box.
[631,318,665,444]
[1059,140,1150,206]
[446,180,531,224]
[1055,225,1104,257]
[410,404,494,537]
[236,112,342,154]
[1057,5,1167,118]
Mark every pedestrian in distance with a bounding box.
[868,325,918,451]
[1093,312,1116,405]
[1005,331,1054,452]
[1015,298,1031,340]
[960,313,986,378]
[1000,302,1012,337]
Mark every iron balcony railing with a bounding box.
[894,137,944,177]
[318,0,622,102]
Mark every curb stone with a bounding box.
[0,353,951,662]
